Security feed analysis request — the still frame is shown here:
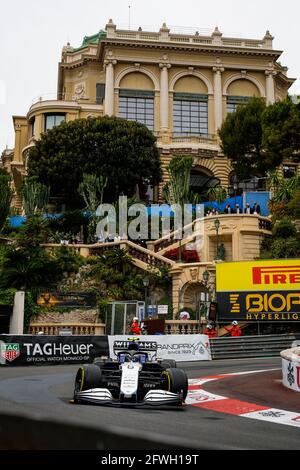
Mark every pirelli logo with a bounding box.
[252,266,300,285]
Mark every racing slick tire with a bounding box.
[74,364,102,395]
[163,368,188,401]
[161,359,177,369]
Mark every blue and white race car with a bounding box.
[73,338,188,407]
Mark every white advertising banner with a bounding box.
[281,355,300,393]
[108,335,212,362]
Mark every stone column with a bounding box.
[213,65,224,133]
[14,124,22,163]
[10,292,25,334]
[104,60,116,116]
[159,63,171,131]
[265,70,276,105]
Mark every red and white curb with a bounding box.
[187,370,300,428]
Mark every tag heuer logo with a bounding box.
[1,343,20,362]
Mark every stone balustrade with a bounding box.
[164,320,203,335]
[29,321,205,336]
[30,322,106,336]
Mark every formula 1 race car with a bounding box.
[73,338,188,407]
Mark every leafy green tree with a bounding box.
[0,215,83,292]
[287,187,300,219]
[272,217,297,238]
[219,98,268,180]
[262,98,300,164]
[0,247,61,291]
[88,248,144,301]
[0,173,13,233]
[260,217,300,259]
[28,116,162,207]
[46,210,89,243]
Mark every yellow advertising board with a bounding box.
[217,259,300,292]
[216,260,300,322]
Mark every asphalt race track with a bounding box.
[0,358,299,450]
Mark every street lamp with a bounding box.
[201,270,210,325]
[214,218,220,260]
[232,175,239,206]
[202,270,210,285]
[143,276,150,317]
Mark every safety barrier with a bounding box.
[0,334,211,366]
[210,334,300,360]
[281,347,300,392]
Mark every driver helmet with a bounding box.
[133,317,139,321]
[207,324,213,329]
[232,321,238,326]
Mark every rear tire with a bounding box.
[74,364,102,395]
[164,368,188,401]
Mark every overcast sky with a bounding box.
[1,0,299,152]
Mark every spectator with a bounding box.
[253,202,261,215]
[179,310,190,320]
[203,324,217,338]
[130,317,141,335]
[235,204,241,214]
[244,203,253,215]
[224,204,234,214]
[224,321,242,337]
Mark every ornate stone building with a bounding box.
[1,20,296,207]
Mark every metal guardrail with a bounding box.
[210,334,300,360]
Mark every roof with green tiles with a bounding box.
[71,30,107,52]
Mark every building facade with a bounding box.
[1,20,296,208]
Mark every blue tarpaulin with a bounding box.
[9,193,269,228]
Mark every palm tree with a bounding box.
[272,176,300,203]
[207,186,227,204]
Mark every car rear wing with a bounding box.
[113,340,157,352]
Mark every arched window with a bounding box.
[190,168,219,199]
[118,72,155,131]
[173,76,209,136]
[226,79,261,114]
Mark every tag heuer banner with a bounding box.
[0,335,109,366]
[216,260,300,322]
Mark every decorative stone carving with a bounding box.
[190,267,199,281]
[73,83,86,100]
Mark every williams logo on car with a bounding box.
[0,343,20,363]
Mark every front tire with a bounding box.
[163,368,188,401]
[74,364,102,396]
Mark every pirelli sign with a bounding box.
[216,260,300,322]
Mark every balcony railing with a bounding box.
[172,133,218,145]
[30,93,103,107]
